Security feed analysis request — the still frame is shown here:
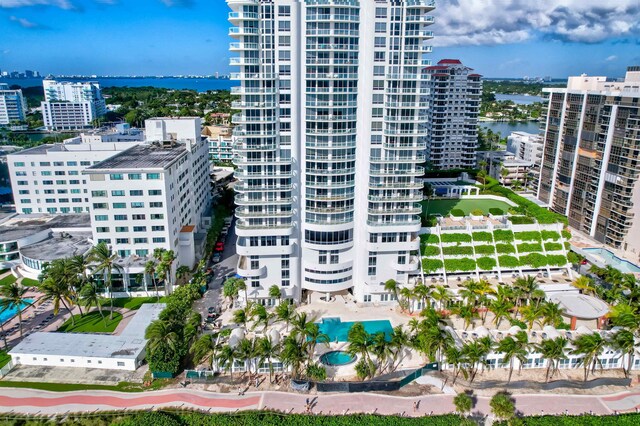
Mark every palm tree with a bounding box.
[432,285,453,311]
[496,331,529,382]
[190,333,220,368]
[455,304,478,330]
[388,325,409,372]
[256,336,280,383]
[217,344,237,382]
[572,332,606,381]
[399,286,414,313]
[38,277,76,326]
[0,283,29,337]
[275,299,295,332]
[384,279,399,301]
[268,285,281,305]
[235,278,248,306]
[145,318,180,353]
[461,340,490,383]
[88,242,122,319]
[68,254,91,311]
[540,301,564,327]
[79,282,106,324]
[144,260,160,300]
[291,312,314,339]
[161,250,177,293]
[490,392,516,423]
[347,322,372,363]
[444,346,468,384]
[490,298,514,328]
[453,392,473,417]
[370,331,392,374]
[520,304,543,329]
[536,337,568,382]
[610,329,635,378]
[222,278,238,309]
[608,303,638,328]
[251,303,271,333]
[176,265,191,285]
[514,275,538,307]
[572,275,596,296]
[183,311,202,347]
[280,334,306,380]
[232,308,249,328]
[413,282,432,310]
[235,338,257,375]
[304,323,329,364]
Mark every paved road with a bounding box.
[0,387,638,416]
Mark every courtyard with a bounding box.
[421,198,514,216]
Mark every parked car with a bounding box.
[212,253,221,263]
[215,242,224,252]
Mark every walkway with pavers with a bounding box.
[1,387,639,416]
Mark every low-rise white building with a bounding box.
[9,303,164,371]
[7,130,144,215]
[477,151,535,188]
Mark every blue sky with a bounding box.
[0,0,638,78]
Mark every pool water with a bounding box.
[320,350,356,366]
[583,248,640,274]
[317,317,393,342]
[0,298,33,324]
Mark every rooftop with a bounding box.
[85,142,186,171]
[19,232,93,261]
[547,293,609,319]
[0,214,91,243]
[10,304,164,360]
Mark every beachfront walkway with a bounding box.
[1,387,638,416]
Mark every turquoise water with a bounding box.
[584,248,640,274]
[317,317,393,342]
[320,351,356,366]
[0,298,33,324]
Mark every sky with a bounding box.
[0,0,639,78]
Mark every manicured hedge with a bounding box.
[422,258,444,273]
[450,209,465,217]
[422,245,441,257]
[495,413,640,425]
[541,230,561,241]
[509,216,535,225]
[544,242,563,251]
[489,207,504,216]
[441,233,472,243]
[472,231,493,242]
[493,229,514,242]
[519,253,548,268]
[517,243,543,253]
[547,254,568,266]
[495,244,516,254]
[444,258,477,272]
[562,229,572,240]
[420,234,440,244]
[474,244,496,255]
[470,208,484,216]
[498,255,519,268]
[564,241,571,250]
[477,257,497,270]
[442,246,474,256]
[515,231,542,242]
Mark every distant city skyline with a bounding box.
[0,0,638,78]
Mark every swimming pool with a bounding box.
[583,248,640,274]
[316,317,393,342]
[320,350,356,366]
[0,298,33,324]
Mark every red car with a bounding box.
[215,242,224,252]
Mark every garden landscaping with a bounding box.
[57,311,123,333]
[421,198,513,217]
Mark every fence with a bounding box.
[0,361,13,379]
[458,376,631,390]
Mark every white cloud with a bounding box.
[9,15,38,27]
[606,55,618,62]
[432,0,640,47]
[160,0,193,7]
[0,0,73,8]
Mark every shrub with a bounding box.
[444,258,476,272]
[544,242,563,251]
[509,319,527,329]
[547,254,568,266]
[477,257,497,270]
[421,214,438,227]
[509,216,535,225]
[517,243,543,253]
[514,231,542,242]
[422,245,441,257]
[474,244,496,255]
[541,230,561,241]
[498,255,519,268]
[489,207,504,216]
[493,230,514,242]
[519,253,548,268]
[443,246,474,256]
[422,258,444,273]
[441,233,472,243]
[420,233,439,245]
[564,241,571,250]
[472,231,493,242]
[562,229,572,240]
[470,208,484,216]
[480,182,567,225]
[495,244,516,254]
[450,209,465,217]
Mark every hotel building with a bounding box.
[228,0,434,304]
[41,79,107,130]
[538,66,640,261]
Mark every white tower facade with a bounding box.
[228,0,434,305]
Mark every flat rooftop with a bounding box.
[19,232,93,261]
[85,143,186,171]
[0,214,91,243]
[547,293,609,319]
[10,304,165,360]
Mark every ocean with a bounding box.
[0,77,234,92]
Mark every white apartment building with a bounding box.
[228,0,434,305]
[425,59,482,169]
[507,131,543,165]
[7,132,144,215]
[0,83,27,125]
[83,118,211,271]
[41,79,107,130]
[203,125,234,162]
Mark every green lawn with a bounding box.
[110,296,167,310]
[0,275,16,286]
[20,278,40,287]
[422,198,513,216]
[0,379,171,393]
[57,311,123,333]
[0,351,11,368]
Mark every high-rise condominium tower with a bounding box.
[538,66,640,261]
[228,0,434,305]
